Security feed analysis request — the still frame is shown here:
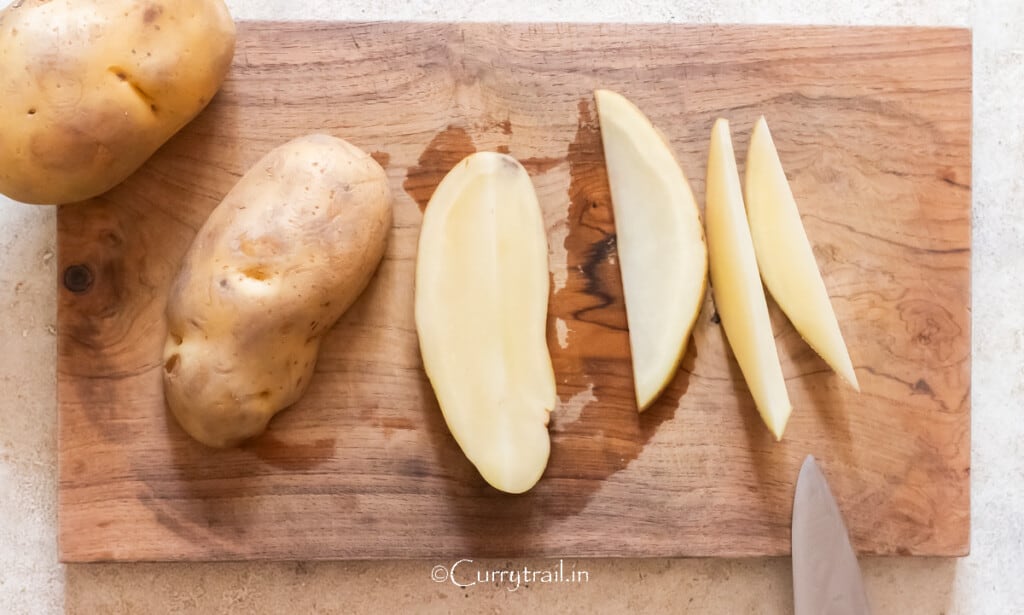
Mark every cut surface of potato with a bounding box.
[745,116,859,391]
[415,151,556,494]
[705,119,792,440]
[594,89,708,411]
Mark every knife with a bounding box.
[792,455,872,615]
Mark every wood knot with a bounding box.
[912,378,934,396]
[63,264,93,294]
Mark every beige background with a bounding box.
[1,0,1020,613]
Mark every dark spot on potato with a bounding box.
[497,118,512,135]
[143,5,163,24]
[499,155,518,170]
[258,390,271,399]
[219,279,228,288]
[27,108,35,115]
[496,144,510,154]
[241,266,270,281]
[115,71,126,81]
[170,332,183,345]
[164,353,179,374]
[150,103,158,113]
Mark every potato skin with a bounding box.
[0,0,235,204]
[163,134,393,448]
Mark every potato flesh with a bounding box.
[415,152,555,494]
[745,117,859,391]
[705,119,792,440]
[0,0,235,204]
[163,134,392,448]
[594,89,708,411]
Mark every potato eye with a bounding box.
[164,353,179,374]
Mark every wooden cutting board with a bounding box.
[56,22,971,562]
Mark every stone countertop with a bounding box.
[1,1,1020,613]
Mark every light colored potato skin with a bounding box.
[0,0,235,204]
[163,134,393,448]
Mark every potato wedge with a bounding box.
[745,116,859,391]
[595,89,708,411]
[705,119,792,440]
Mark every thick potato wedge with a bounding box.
[0,0,235,204]
[163,134,393,448]
[594,89,708,411]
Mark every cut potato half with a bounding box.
[415,151,556,494]
[745,116,859,391]
[594,89,708,411]
[705,119,792,440]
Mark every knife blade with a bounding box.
[792,455,872,615]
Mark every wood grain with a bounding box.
[57,22,971,562]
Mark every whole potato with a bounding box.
[163,134,393,448]
[0,0,235,204]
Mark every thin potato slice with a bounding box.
[705,119,792,440]
[745,116,859,391]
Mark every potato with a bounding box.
[415,152,556,494]
[163,134,393,448]
[594,89,707,411]
[0,0,235,204]
[705,118,791,440]
[744,116,859,391]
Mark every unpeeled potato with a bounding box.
[163,134,393,448]
[0,0,236,204]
